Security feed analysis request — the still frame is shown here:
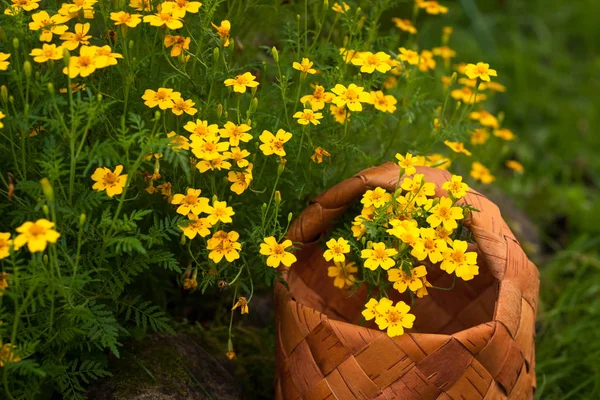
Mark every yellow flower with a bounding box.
[361,187,392,208]
[167,131,190,151]
[94,45,123,67]
[171,188,210,216]
[129,0,151,11]
[331,84,371,112]
[197,155,231,173]
[392,18,416,34]
[211,20,231,47]
[444,140,472,156]
[442,175,469,199]
[328,261,358,289]
[60,23,91,51]
[470,161,495,184]
[427,197,464,231]
[259,129,292,157]
[207,230,241,263]
[425,154,450,170]
[110,11,142,27]
[411,228,448,264]
[183,277,198,290]
[486,81,507,92]
[0,233,12,259]
[224,147,250,168]
[398,47,419,65]
[506,160,524,173]
[323,237,350,263]
[190,135,229,160]
[362,298,384,322]
[28,11,69,42]
[470,109,499,128]
[493,128,516,141]
[227,166,253,195]
[293,58,316,75]
[184,119,219,139]
[451,87,487,104]
[470,128,490,145]
[62,46,101,78]
[163,0,202,18]
[164,35,191,57]
[171,96,197,116]
[0,271,9,295]
[464,62,498,82]
[417,0,448,15]
[260,236,297,268]
[432,46,456,63]
[351,51,392,74]
[300,84,334,111]
[311,147,331,164]
[219,122,253,146]
[226,351,236,360]
[330,105,350,124]
[395,152,419,175]
[418,50,436,72]
[400,174,436,206]
[91,165,128,197]
[0,343,21,366]
[5,0,40,14]
[29,44,64,63]
[142,88,178,109]
[224,72,259,93]
[386,219,420,246]
[374,299,415,337]
[143,11,183,30]
[293,109,323,125]
[369,91,397,113]
[13,219,60,253]
[205,200,235,224]
[332,1,350,13]
[179,214,212,239]
[232,297,249,314]
[361,243,397,271]
[0,53,10,71]
[0,111,5,129]
[388,265,427,293]
[441,240,479,280]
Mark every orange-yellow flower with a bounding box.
[369,91,397,113]
[219,122,252,146]
[60,23,91,51]
[205,200,235,224]
[300,84,334,111]
[30,44,64,63]
[464,62,498,82]
[0,233,13,260]
[171,188,210,216]
[426,197,464,230]
[331,84,370,112]
[164,35,191,57]
[0,53,10,71]
[361,243,398,271]
[328,261,357,288]
[142,88,178,109]
[28,11,69,42]
[224,72,259,93]
[211,20,231,47]
[110,11,142,27]
[142,11,183,30]
[470,161,495,184]
[293,109,323,125]
[392,18,416,34]
[14,219,60,253]
[259,129,292,157]
[351,51,392,74]
[260,236,297,268]
[183,119,219,139]
[91,165,128,197]
[207,230,241,263]
[293,58,317,75]
[311,147,331,163]
[444,140,472,156]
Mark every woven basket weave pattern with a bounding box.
[274,163,539,399]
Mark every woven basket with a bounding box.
[274,163,539,400]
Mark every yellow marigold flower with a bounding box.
[142,88,178,109]
[184,119,219,139]
[384,76,399,90]
[293,109,323,125]
[442,175,469,199]
[0,53,10,71]
[323,237,350,263]
[224,147,250,168]
[171,188,210,216]
[0,233,12,260]
[330,105,349,124]
[328,261,357,289]
[506,160,524,173]
[164,35,191,57]
[130,0,151,11]
[219,122,252,146]
[179,214,212,239]
[369,91,397,113]
[386,219,419,245]
[417,0,448,15]
[395,152,419,176]
[167,131,190,151]
[211,20,231,47]
[388,265,427,293]
[0,111,6,128]
[361,243,397,271]
[232,296,249,314]
[398,47,419,65]
[493,128,516,141]
[470,161,495,184]
[226,350,236,360]
[351,52,392,74]
[29,11,69,42]
[224,72,259,93]
[65,0,97,13]
[293,58,316,75]
[0,343,21,366]
[260,236,296,268]
[29,44,64,63]
[0,271,9,295]
[433,46,456,62]
[464,62,497,82]
[425,154,450,170]
[163,0,202,18]
[485,81,507,92]
[300,84,334,111]
[362,298,382,321]
[171,96,197,116]
[458,77,483,89]
[205,200,235,225]
[143,10,183,29]
[197,155,231,173]
[374,299,415,337]
[190,135,229,160]
[110,11,142,27]
[227,166,253,195]
[311,147,331,164]
[451,86,487,104]
[183,277,198,290]
[470,128,490,145]
[94,45,123,67]
[207,230,241,263]
[13,219,60,253]
[470,109,499,129]
[411,228,448,264]
[332,1,350,13]
[91,165,127,197]
[5,0,40,14]
[57,1,95,19]
[441,240,479,280]
[444,140,472,156]
[331,84,370,112]
[60,23,91,51]
[392,18,416,34]
[259,129,292,157]
[427,197,464,230]
[418,50,436,72]
[400,174,436,206]
[361,187,392,208]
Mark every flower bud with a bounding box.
[43,254,49,265]
[277,158,286,175]
[23,61,32,78]
[246,118,252,126]
[97,93,103,102]
[0,85,7,103]
[129,40,134,49]
[249,97,258,113]
[8,95,14,104]
[40,178,54,201]
[287,212,293,223]
[217,103,223,118]
[63,48,71,67]
[12,38,18,50]
[42,204,50,216]
[79,213,86,226]
[213,46,219,62]
[251,86,258,97]
[272,46,279,64]
[324,0,328,7]
[154,110,161,120]
[180,233,186,245]
[274,190,281,205]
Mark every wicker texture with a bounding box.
[274,163,539,400]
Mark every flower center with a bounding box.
[451,251,466,264]
[437,206,450,219]
[184,195,197,205]
[28,225,46,237]
[102,172,118,185]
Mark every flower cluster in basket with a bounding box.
[0,0,522,396]
[324,155,479,337]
